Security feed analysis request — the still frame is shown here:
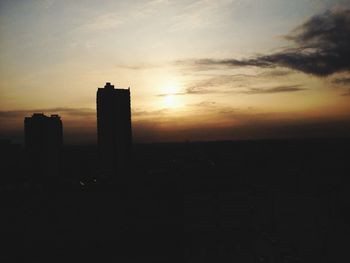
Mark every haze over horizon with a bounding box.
[1,0,350,143]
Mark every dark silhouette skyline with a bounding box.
[20,82,133,178]
[0,83,349,262]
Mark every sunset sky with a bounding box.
[1,0,350,143]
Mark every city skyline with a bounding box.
[1,0,350,143]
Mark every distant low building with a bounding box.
[24,113,63,177]
[97,82,132,176]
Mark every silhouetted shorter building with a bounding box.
[97,82,132,176]
[0,139,22,181]
[24,113,63,177]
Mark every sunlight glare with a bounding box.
[162,84,181,108]
[164,95,177,108]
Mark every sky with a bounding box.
[1,0,350,143]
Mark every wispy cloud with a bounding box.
[115,63,162,70]
[81,13,126,31]
[178,8,350,76]
[157,84,304,96]
[132,108,170,117]
[157,92,188,97]
[0,107,95,119]
[259,70,293,77]
[243,85,305,94]
[191,74,258,87]
[187,101,217,107]
[169,0,233,31]
[80,0,168,31]
[332,77,350,85]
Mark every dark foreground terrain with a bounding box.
[1,139,350,262]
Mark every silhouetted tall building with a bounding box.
[24,113,63,177]
[97,82,132,176]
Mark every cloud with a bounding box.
[259,70,293,77]
[83,13,126,31]
[157,74,249,97]
[181,8,350,76]
[190,74,257,87]
[169,0,233,32]
[188,101,217,107]
[115,63,161,70]
[45,107,95,117]
[243,85,305,94]
[157,86,223,96]
[157,92,188,97]
[332,77,350,85]
[132,108,170,117]
[81,0,168,32]
[157,69,297,97]
[157,84,304,96]
[186,71,294,89]
[0,107,95,119]
[185,86,220,95]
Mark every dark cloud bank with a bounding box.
[184,8,350,76]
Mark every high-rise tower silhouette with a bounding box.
[24,113,63,177]
[97,82,132,176]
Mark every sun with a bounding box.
[164,95,177,108]
[162,85,181,108]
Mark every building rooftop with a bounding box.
[26,113,61,119]
[98,82,130,92]
[32,113,46,117]
[104,82,114,89]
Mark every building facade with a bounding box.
[24,113,63,177]
[97,82,132,176]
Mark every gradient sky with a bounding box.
[1,0,350,143]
